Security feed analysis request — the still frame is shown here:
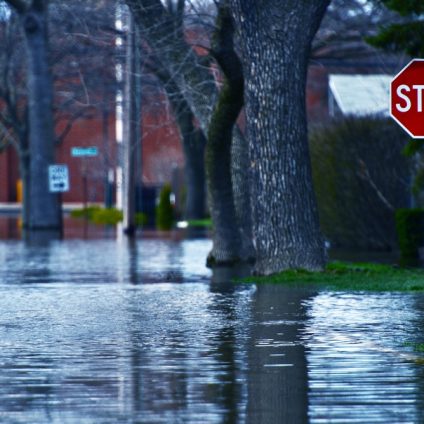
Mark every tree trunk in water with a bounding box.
[206,77,242,265]
[206,3,251,265]
[182,126,206,220]
[231,127,254,261]
[230,0,329,274]
[21,2,61,231]
[127,0,252,264]
[159,73,207,221]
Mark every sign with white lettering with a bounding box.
[71,146,99,157]
[48,164,69,193]
[391,59,424,138]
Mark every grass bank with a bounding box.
[243,261,424,292]
[404,342,424,353]
[187,219,212,228]
[70,206,147,226]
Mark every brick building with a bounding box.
[1,57,403,206]
[0,93,184,205]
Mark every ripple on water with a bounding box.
[0,239,423,423]
[303,292,424,424]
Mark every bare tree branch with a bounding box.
[357,158,395,211]
[55,106,94,146]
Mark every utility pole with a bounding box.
[134,21,143,219]
[115,5,124,215]
[122,12,141,236]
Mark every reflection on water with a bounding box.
[305,293,424,423]
[0,215,117,241]
[0,215,21,239]
[246,286,312,424]
[0,216,213,241]
[0,234,423,423]
[0,238,213,285]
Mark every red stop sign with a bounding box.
[391,59,424,138]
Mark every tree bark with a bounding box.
[206,2,252,265]
[163,80,207,221]
[206,78,242,265]
[14,0,61,231]
[127,0,253,264]
[230,0,330,274]
[231,127,254,261]
[154,65,207,220]
[178,108,206,221]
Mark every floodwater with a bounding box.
[0,217,423,423]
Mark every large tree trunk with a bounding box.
[231,127,254,261]
[164,77,207,221]
[206,2,252,265]
[19,0,61,231]
[127,0,253,264]
[156,69,207,221]
[230,0,330,274]
[206,77,243,265]
[180,115,206,221]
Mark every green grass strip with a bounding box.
[70,207,147,226]
[403,342,424,353]
[243,261,424,292]
[186,219,212,228]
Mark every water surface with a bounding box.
[0,236,422,423]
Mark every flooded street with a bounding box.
[0,219,423,423]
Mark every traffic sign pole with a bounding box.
[71,146,99,210]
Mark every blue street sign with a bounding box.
[71,146,99,157]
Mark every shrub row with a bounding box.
[395,208,424,267]
[310,116,411,250]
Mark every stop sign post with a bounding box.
[391,59,424,138]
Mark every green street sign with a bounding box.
[71,146,99,157]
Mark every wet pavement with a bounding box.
[0,218,423,423]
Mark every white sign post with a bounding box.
[48,164,70,193]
